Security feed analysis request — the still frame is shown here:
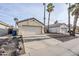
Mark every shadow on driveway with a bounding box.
[23,37,50,42]
[47,33,79,42]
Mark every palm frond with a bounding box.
[47,3,54,13]
[71,4,79,15]
[72,7,79,15]
[69,4,75,12]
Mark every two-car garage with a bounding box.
[20,26,42,36]
[18,18,44,37]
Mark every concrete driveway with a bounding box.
[22,34,79,56]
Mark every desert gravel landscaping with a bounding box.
[47,33,79,42]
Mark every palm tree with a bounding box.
[69,3,79,36]
[47,3,54,32]
[54,20,58,24]
[43,3,46,33]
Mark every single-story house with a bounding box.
[17,18,44,37]
[0,21,10,36]
[49,23,68,34]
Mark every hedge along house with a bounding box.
[17,18,44,37]
[0,21,11,36]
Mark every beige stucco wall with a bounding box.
[18,19,44,35]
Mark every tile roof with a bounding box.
[17,17,44,25]
[49,23,67,28]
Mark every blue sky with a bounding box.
[0,3,78,26]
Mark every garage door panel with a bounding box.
[20,26,42,36]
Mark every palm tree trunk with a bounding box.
[43,3,46,33]
[48,12,50,33]
[72,15,78,36]
[68,3,71,35]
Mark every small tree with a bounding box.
[14,18,19,35]
[14,18,18,28]
[54,20,58,24]
[14,18,18,25]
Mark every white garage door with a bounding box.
[20,26,42,36]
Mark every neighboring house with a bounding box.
[0,21,10,36]
[49,23,68,34]
[17,18,44,37]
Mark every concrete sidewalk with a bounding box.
[58,38,79,55]
[22,36,79,56]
